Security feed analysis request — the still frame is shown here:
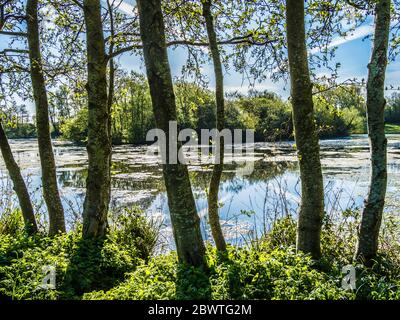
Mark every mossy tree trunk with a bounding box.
[0,121,38,234]
[26,0,65,235]
[82,0,112,238]
[202,0,227,252]
[355,0,390,265]
[106,0,115,138]
[285,0,324,260]
[137,0,205,266]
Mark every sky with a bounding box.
[2,0,400,113]
[113,1,400,100]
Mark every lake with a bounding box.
[1,135,400,250]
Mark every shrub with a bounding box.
[4,123,37,139]
[314,102,364,138]
[85,245,351,300]
[0,210,158,300]
[59,108,88,144]
[3,212,400,300]
[0,209,25,236]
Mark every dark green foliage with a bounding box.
[84,245,350,300]
[84,215,400,300]
[0,209,26,238]
[2,211,400,300]
[314,102,364,138]
[58,83,365,145]
[228,91,293,141]
[175,81,216,131]
[264,216,297,250]
[4,123,37,139]
[0,209,158,299]
[60,108,88,144]
[108,208,159,262]
[385,92,400,124]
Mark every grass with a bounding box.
[385,123,400,134]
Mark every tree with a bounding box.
[355,0,391,265]
[0,1,37,235]
[137,0,206,266]
[26,0,65,235]
[285,0,324,259]
[106,0,116,141]
[202,0,227,252]
[0,119,38,234]
[81,0,112,238]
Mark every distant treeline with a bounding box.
[45,73,371,144]
[6,75,400,144]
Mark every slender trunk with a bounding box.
[26,0,65,235]
[202,0,226,252]
[107,47,115,139]
[137,0,205,266]
[355,0,390,265]
[106,0,115,138]
[285,0,324,259]
[82,0,112,238]
[0,122,38,234]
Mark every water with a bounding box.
[1,135,400,249]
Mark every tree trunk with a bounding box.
[285,0,324,260]
[82,0,112,238]
[0,122,38,234]
[355,0,390,265]
[137,0,205,266]
[202,0,227,252]
[26,0,65,236]
[106,0,115,138]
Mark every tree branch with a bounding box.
[0,48,29,55]
[108,33,277,59]
[0,30,27,37]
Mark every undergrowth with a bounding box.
[1,209,400,300]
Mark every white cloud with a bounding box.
[225,83,289,98]
[331,25,373,47]
[311,24,374,54]
[101,0,135,15]
[118,1,135,15]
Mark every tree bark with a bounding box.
[82,0,112,238]
[202,0,227,252]
[0,122,38,234]
[137,0,205,266]
[355,0,390,265]
[106,0,115,138]
[26,0,65,235]
[285,0,324,259]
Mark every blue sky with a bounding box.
[114,1,399,100]
[117,28,399,100]
[3,0,400,113]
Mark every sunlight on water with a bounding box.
[1,135,400,250]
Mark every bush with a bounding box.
[0,209,25,236]
[3,210,400,300]
[84,244,350,300]
[58,83,368,144]
[4,123,37,139]
[0,209,158,300]
[385,92,400,124]
[314,102,364,138]
[59,108,88,144]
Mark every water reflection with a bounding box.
[1,135,400,249]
